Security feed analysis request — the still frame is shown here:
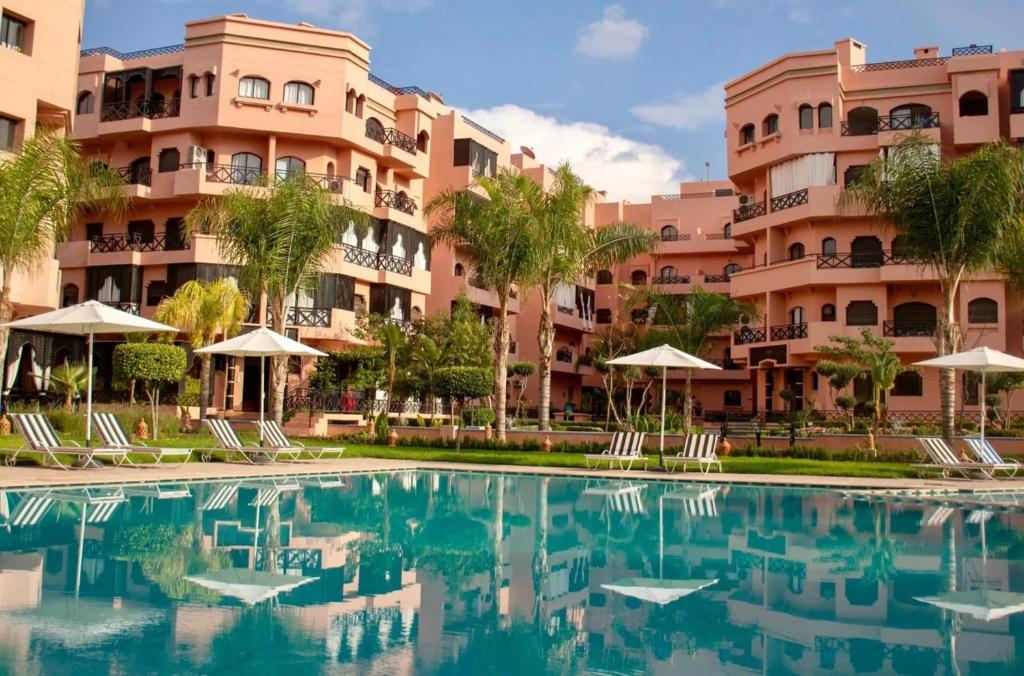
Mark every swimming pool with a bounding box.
[0,472,1021,674]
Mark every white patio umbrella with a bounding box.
[185,569,319,605]
[601,577,718,606]
[914,347,1024,443]
[607,344,721,462]
[196,327,326,443]
[2,300,177,445]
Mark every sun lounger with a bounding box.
[585,432,648,471]
[8,413,130,470]
[254,420,345,460]
[92,412,192,466]
[920,505,956,528]
[965,438,1020,478]
[202,419,302,464]
[913,437,995,479]
[241,478,301,507]
[584,482,647,516]
[663,486,720,518]
[0,491,53,528]
[202,482,240,511]
[665,433,722,474]
[120,484,192,500]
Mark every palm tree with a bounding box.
[153,279,250,420]
[378,321,406,408]
[528,163,656,431]
[48,361,91,411]
[185,176,369,422]
[840,136,1024,440]
[632,286,757,431]
[0,129,129,367]
[426,168,538,440]
[409,334,441,423]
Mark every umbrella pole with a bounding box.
[259,357,265,446]
[86,332,94,446]
[980,370,986,444]
[75,503,86,598]
[659,366,667,468]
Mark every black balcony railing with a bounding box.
[272,306,331,328]
[199,163,265,185]
[89,232,184,253]
[660,233,691,242]
[99,300,140,314]
[115,166,152,186]
[734,200,767,223]
[555,349,573,363]
[951,45,993,57]
[365,125,417,154]
[769,322,808,341]
[877,112,940,132]
[302,172,350,194]
[556,305,575,315]
[101,98,180,122]
[816,250,916,268]
[343,246,413,276]
[850,57,948,73]
[654,275,691,285]
[375,189,417,215]
[770,188,808,212]
[883,320,936,337]
[704,274,730,284]
[734,326,767,345]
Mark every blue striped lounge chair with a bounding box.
[9,413,129,470]
[0,491,54,528]
[665,433,722,474]
[585,432,648,471]
[254,420,345,461]
[92,412,192,466]
[965,438,1020,478]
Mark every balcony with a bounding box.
[951,44,993,56]
[555,348,573,363]
[89,232,186,253]
[816,250,914,269]
[883,320,936,337]
[270,306,331,328]
[375,189,416,215]
[733,200,767,223]
[660,233,691,242]
[769,188,808,212]
[365,125,417,154]
[653,275,691,285]
[99,300,140,314]
[201,163,264,186]
[841,112,940,136]
[704,274,730,284]
[343,247,413,276]
[734,322,807,345]
[115,166,152,187]
[100,98,180,122]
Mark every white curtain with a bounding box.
[413,242,427,270]
[4,344,23,393]
[770,153,836,196]
[363,228,379,253]
[554,283,576,309]
[391,233,405,258]
[98,275,120,302]
[342,220,358,247]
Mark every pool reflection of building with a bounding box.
[0,475,1022,673]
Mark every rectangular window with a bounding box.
[0,115,16,150]
[1,13,28,53]
[1011,70,1024,114]
[596,309,612,324]
[189,76,199,99]
[844,165,867,188]
[724,390,742,407]
[146,281,167,306]
[86,222,104,241]
[892,371,923,397]
[205,73,215,97]
[157,148,180,173]
[846,300,878,326]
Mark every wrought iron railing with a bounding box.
[365,124,418,154]
[81,44,184,59]
[877,112,940,131]
[101,98,180,122]
[883,320,936,337]
[375,189,417,215]
[706,233,727,240]
[770,188,808,212]
[99,300,140,314]
[344,246,379,269]
[368,73,429,99]
[197,163,265,185]
[734,326,767,345]
[660,233,691,242]
[274,306,331,328]
[654,275,691,285]
[461,115,505,143]
[556,306,575,315]
[89,232,184,253]
[377,252,414,275]
[733,200,767,223]
[850,57,948,73]
[769,322,808,341]
[951,45,993,57]
[816,250,915,268]
[555,349,573,363]
[704,274,731,283]
[299,172,350,194]
[115,166,152,186]
[343,247,413,276]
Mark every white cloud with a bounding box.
[284,0,431,33]
[463,104,686,202]
[630,82,725,131]
[576,4,649,59]
[788,6,811,23]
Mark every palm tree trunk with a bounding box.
[939,281,959,441]
[491,475,504,622]
[683,370,693,432]
[269,302,287,424]
[199,353,212,421]
[494,296,510,441]
[0,275,11,394]
[538,300,554,432]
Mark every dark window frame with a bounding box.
[157,147,180,173]
[1,12,29,53]
[892,371,923,397]
[798,104,813,129]
[818,103,833,128]
[846,300,879,326]
[0,115,16,150]
[967,297,998,324]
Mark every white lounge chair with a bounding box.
[965,438,1020,478]
[0,491,53,528]
[254,420,345,461]
[663,485,720,518]
[242,478,301,507]
[8,413,130,470]
[202,482,240,511]
[665,433,722,474]
[585,432,648,471]
[920,505,955,528]
[92,412,192,466]
[914,437,994,479]
[202,419,301,464]
[583,482,647,516]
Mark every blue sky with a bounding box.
[84,0,1024,201]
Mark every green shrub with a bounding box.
[113,342,187,441]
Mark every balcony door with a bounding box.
[851,236,883,268]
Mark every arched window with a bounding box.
[631,270,648,285]
[723,263,742,277]
[798,104,813,129]
[723,222,732,239]
[128,156,151,185]
[789,306,806,324]
[355,94,365,118]
[411,306,422,322]
[231,152,263,185]
[894,302,937,335]
[275,156,305,180]
[204,72,216,97]
[61,284,79,307]
[846,300,878,326]
[762,114,779,136]
[76,91,94,115]
[660,266,676,280]
[596,269,613,285]
[355,166,370,192]
[788,242,805,260]
[365,117,385,143]
[188,75,199,98]
[959,90,988,117]
[821,237,837,256]
[891,235,910,260]
[821,303,836,322]
[345,89,356,113]
[818,103,833,128]
[846,106,878,135]
[889,103,933,129]
[740,123,755,145]
[661,225,678,241]
[851,235,883,267]
[283,81,314,105]
[238,76,270,100]
[454,263,465,277]
[968,297,998,323]
[416,130,429,153]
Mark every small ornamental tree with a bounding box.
[113,342,187,440]
[436,366,492,451]
[508,361,536,424]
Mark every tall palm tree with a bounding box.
[528,163,656,431]
[840,136,1024,440]
[426,168,538,440]
[153,279,250,420]
[0,128,129,367]
[632,286,757,431]
[185,176,368,422]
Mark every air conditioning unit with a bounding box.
[738,194,753,206]
[185,145,206,166]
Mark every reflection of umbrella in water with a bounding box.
[184,569,319,605]
[602,577,718,606]
[2,596,164,648]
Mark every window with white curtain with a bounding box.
[238,76,270,100]
[554,283,576,309]
[769,153,836,197]
[283,81,314,105]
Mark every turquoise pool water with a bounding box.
[0,472,1022,674]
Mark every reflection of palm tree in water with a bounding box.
[491,476,504,623]
[942,517,961,676]
[531,477,549,630]
[261,499,281,574]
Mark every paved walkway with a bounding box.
[1,458,1021,493]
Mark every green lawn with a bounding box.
[0,431,925,479]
